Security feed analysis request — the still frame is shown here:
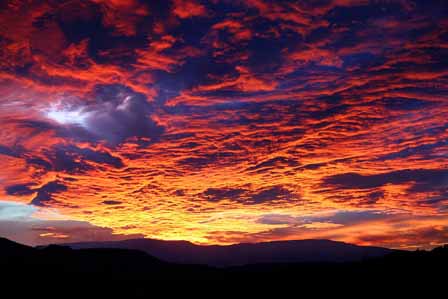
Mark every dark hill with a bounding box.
[1,237,447,294]
[65,238,395,266]
[1,238,219,282]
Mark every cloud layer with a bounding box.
[0,0,447,248]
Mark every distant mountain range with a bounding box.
[1,236,447,293]
[65,238,395,266]
[0,237,215,280]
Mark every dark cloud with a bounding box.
[366,191,384,204]
[382,98,436,111]
[377,140,448,161]
[5,180,69,207]
[5,183,35,196]
[251,185,296,203]
[30,181,68,206]
[322,169,448,191]
[202,185,298,205]
[25,157,53,170]
[178,156,218,169]
[0,144,22,158]
[2,142,125,174]
[247,156,300,172]
[102,200,122,205]
[203,187,246,202]
[421,194,448,206]
[42,144,124,173]
[53,84,165,146]
[177,151,237,169]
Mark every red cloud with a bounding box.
[0,0,447,249]
[212,20,252,41]
[172,0,207,19]
[92,0,149,36]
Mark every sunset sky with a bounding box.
[0,0,447,249]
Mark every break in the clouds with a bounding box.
[42,84,164,145]
[0,0,447,249]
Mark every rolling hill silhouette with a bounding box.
[1,236,447,294]
[65,238,394,266]
[0,237,219,280]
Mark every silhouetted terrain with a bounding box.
[0,237,217,280]
[65,238,394,266]
[1,237,447,294]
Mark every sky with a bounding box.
[0,0,447,249]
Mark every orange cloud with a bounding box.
[0,0,447,249]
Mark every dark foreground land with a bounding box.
[1,237,447,294]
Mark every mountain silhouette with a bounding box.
[1,236,447,294]
[0,237,219,281]
[65,238,395,266]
